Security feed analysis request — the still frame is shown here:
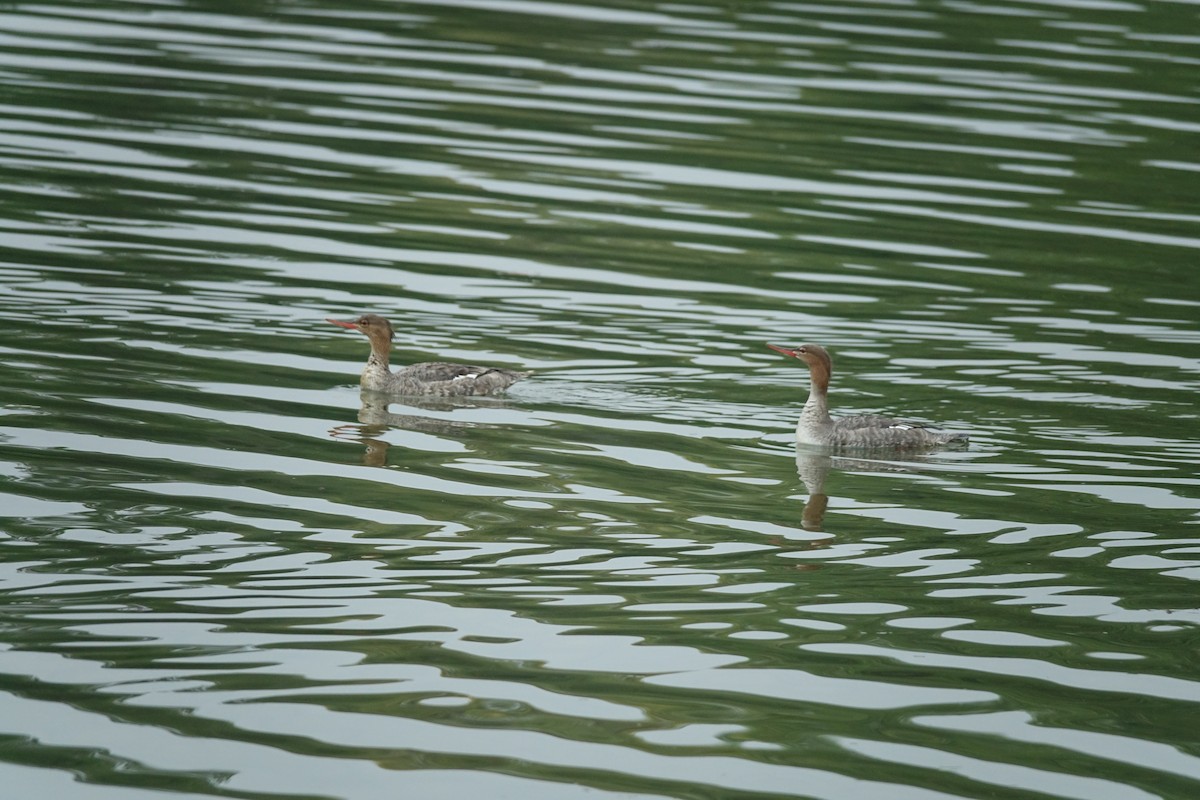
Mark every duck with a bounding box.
[328,314,529,396]
[767,342,968,450]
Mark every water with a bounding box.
[2,1,1199,798]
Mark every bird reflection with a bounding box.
[329,391,509,466]
[795,449,834,532]
[794,447,933,532]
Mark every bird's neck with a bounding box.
[801,386,831,425]
[803,362,832,421]
[797,364,833,441]
[367,345,390,371]
[360,337,393,389]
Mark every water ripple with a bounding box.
[2,1,1199,798]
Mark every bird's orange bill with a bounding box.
[327,318,357,329]
[767,343,799,357]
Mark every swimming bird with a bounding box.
[767,342,968,450]
[328,314,529,396]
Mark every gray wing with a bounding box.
[831,414,967,449]
[396,362,530,396]
[835,414,930,431]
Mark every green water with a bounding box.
[2,1,1199,799]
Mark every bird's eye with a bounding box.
[358,318,370,325]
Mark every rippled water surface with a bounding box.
[3,1,1200,798]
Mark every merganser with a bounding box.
[768,343,968,449]
[328,314,530,396]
